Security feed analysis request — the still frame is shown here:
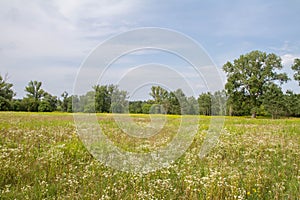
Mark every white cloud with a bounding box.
[281,54,300,67]
[0,0,143,98]
[1,0,300,98]
[53,0,139,20]
[0,0,141,59]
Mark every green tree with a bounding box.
[39,93,58,112]
[129,101,143,113]
[24,80,45,111]
[83,91,96,113]
[223,50,289,118]
[186,96,198,115]
[172,89,188,114]
[291,58,300,85]
[150,86,168,103]
[211,90,227,116]
[38,101,52,112]
[0,74,15,111]
[142,103,152,114]
[167,92,180,115]
[226,90,251,116]
[60,91,71,112]
[11,99,27,111]
[149,86,169,113]
[71,95,81,112]
[262,84,285,119]
[284,90,300,117]
[25,80,45,100]
[111,86,129,113]
[94,85,110,113]
[198,92,212,115]
[22,98,39,112]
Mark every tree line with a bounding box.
[1,50,300,118]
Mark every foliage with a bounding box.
[211,90,227,115]
[23,80,46,112]
[22,97,40,112]
[291,58,300,85]
[149,86,169,113]
[147,86,198,115]
[142,103,152,114]
[129,101,143,113]
[70,85,129,113]
[111,86,129,113]
[0,74,15,111]
[25,80,45,100]
[60,91,72,112]
[38,93,58,112]
[198,91,227,116]
[11,99,27,111]
[284,90,300,117]
[93,85,111,113]
[186,96,198,115]
[262,84,285,119]
[167,91,180,114]
[198,92,212,115]
[223,50,289,118]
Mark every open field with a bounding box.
[0,112,299,199]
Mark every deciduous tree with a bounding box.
[24,80,45,112]
[262,84,285,119]
[223,50,289,118]
[0,74,14,111]
[291,58,300,85]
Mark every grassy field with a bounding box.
[0,112,299,199]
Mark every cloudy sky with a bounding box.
[1,0,300,99]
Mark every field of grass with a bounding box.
[0,112,299,199]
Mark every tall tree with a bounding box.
[198,92,212,115]
[186,96,198,115]
[262,84,285,119]
[167,91,180,115]
[150,86,168,103]
[60,91,71,112]
[211,90,227,116]
[149,86,169,113]
[71,95,81,112]
[25,80,45,100]
[223,50,289,118]
[24,80,45,111]
[0,74,15,110]
[284,90,300,117]
[111,86,129,113]
[94,85,110,113]
[39,93,58,112]
[172,89,188,114]
[291,58,300,85]
[83,91,96,113]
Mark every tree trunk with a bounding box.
[251,112,256,118]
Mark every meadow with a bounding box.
[0,112,299,199]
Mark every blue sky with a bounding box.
[0,0,299,99]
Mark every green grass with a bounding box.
[0,112,299,199]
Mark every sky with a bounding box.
[1,0,300,99]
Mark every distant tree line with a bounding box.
[1,50,300,118]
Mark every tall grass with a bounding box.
[0,112,299,199]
